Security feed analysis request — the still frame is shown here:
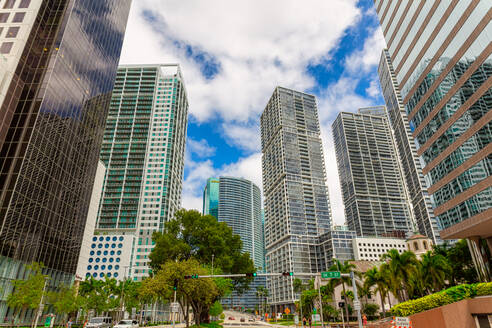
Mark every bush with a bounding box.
[282,314,294,320]
[363,303,379,317]
[219,314,225,320]
[391,282,492,316]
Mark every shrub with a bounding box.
[363,303,379,317]
[391,282,492,316]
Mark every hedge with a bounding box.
[391,282,492,316]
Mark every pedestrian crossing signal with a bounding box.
[246,273,257,277]
[282,272,293,276]
[184,274,199,279]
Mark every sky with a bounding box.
[119,0,387,225]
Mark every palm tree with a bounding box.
[293,278,306,318]
[407,262,426,299]
[364,267,388,317]
[421,251,451,293]
[381,250,418,301]
[329,260,356,322]
[256,286,269,317]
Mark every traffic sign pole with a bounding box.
[350,271,363,328]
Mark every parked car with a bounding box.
[85,317,112,328]
[248,318,255,322]
[114,320,139,328]
[240,318,245,322]
[228,317,235,320]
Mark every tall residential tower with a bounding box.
[93,64,188,281]
[333,107,413,237]
[261,87,332,309]
[374,0,492,280]
[378,49,440,243]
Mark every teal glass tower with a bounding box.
[202,177,264,270]
[97,64,188,281]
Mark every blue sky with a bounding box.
[119,0,387,224]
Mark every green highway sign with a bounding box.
[321,271,341,279]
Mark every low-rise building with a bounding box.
[353,237,407,261]
[406,234,434,259]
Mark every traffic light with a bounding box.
[282,272,293,276]
[173,279,178,291]
[245,273,257,277]
[184,274,199,279]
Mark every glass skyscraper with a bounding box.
[261,87,332,310]
[374,0,492,280]
[202,177,263,270]
[0,0,132,321]
[96,64,188,281]
[202,176,265,310]
[378,49,440,243]
[333,107,413,238]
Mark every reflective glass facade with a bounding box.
[261,87,332,308]
[332,107,413,238]
[0,0,131,321]
[0,0,131,274]
[375,0,492,279]
[378,49,440,243]
[375,0,492,242]
[97,65,188,281]
[203,177,219,219]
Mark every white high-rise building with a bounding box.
[261,87,332,310]
[89,64,188,281]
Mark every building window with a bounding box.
[414,242,419,251]
[18,0,30,8]
[3,0,15,9]
[0,13,8,23]
[1,42,14,54]
[423,241,427,250]
[12,12,24,22]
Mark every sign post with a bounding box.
[392,317,411,328]
[320,271,341,279]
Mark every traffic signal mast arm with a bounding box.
[184,272,347,278]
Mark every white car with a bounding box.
[114,320,139,328]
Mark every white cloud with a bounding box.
[221,122,261,153]
[120,0,362,123]
[187,138,216,158]
[344,26,386,74]
[366,78,382,98]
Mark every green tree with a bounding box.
[421,251,451,293]
[381,250,418,301]
[7,262,48,325]
[79,277,120,316]
[209,301,223,317]
[48,285,84,322]
[255,286,268,317]
[328,260,356,321]
[434,240,477,285]
[364,267,388,317]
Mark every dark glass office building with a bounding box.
[0,0,132,319]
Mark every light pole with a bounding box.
[350,271,363,328]
[120,266,129,321]
[212,254,215,276]
[334,259,349,325]
[32,277,49,328]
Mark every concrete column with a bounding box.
[486,237,492,256]
[467,237,490,282]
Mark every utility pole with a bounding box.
[350,271,363,328]
[316,275,325,328]
[33,277,49,328]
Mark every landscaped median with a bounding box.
[390,282,492,316]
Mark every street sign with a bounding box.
[170,302,179,313]
[393,317,411,328]
[321,271,341,279]
[284,308,290,315]
[353,300,361,311]
[294,316,299,325]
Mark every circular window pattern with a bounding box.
[108,265,113,270]
[92,237,97,242]
[99,273,104,278]
[97,251,101,255]
[113,236,117,241]
[119,236,124,241]
[110,251,115,255]
[117,251,122,255]
[102,258,107,263]
[111,244,116,249]
[118,243,123,248]
[109,258,114,263]
[87,265,92,270]
[88,258,93,263]
[106,237,110,241]
[104,244,109,249]
[98,244,102,249]
[114,272,119,278]
[91,244,96,249]
[101,265,106,270]
[103,251,108,256]
[99,237,103,241]
[95,258,100,263]
[90,251,95,256]
[115,265,120,270]
[94,265,99,270]
[86,273,91,277]
[93,273,97,277]
[116,258,120,263]
[107,273,112,277]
